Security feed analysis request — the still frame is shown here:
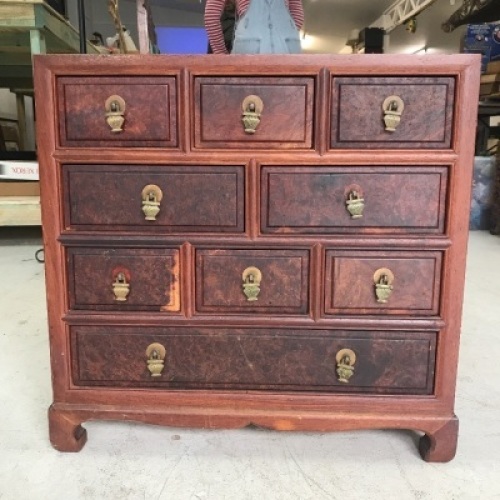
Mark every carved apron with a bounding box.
[232,0,301,54]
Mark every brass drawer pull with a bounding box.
[242,266,262,301]
[336,348,356,383]
[105,95,126,133]
[146,343,166,377]
[374,267,394,303]
[346,189,365,219]
[141,184,163,221]
[242,95,264,134]
[382,95,404,132]
[112,272,130,301]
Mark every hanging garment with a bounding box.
[232,0,301,54]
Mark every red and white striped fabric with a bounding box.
[205,0,304,54]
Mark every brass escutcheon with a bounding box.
[242,266,262,301]
[141,184,163,221]
[382,95,404,132]
[112,272,130,301]
[345,189,365,219]
[146,343,166,377]
[241,95,264,134]
[335,348,356,383]
[105,95,126,133]
[373,267,395,304]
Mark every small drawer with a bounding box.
[71,326,436,395]
[195,249,310,315]
[67,248,180,312]
[57,76,178,148]
[325,251,442,316]
[330,77,455,149]
[261,166,448,235]
[194,77,315,149]
[63,165,245,233]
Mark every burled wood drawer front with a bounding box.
[261,166,448,235]
[194,77,314,149]
[57,76,178,148]
[63,165,244,233]
[70,327,436,394]
[330,77,455,149]
[195,249,309,314]
[67,248,180,312]
[325,251,442,316]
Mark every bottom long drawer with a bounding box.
[70,326,436,395]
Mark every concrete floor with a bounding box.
[0,229,499,499]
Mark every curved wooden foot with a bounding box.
[419,417,458,462]
[48,404,87,452]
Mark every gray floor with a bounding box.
[1,230,499,500]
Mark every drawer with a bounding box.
[57,76,178,148]
[63,165,245,233]
[195,249,309,315]
[67,248,180,312]
[71,326,436,395]
[330,77,455,149]
[194,77,314,149]
[325,251,442,316]
[261,166,448,235]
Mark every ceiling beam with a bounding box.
[370,0,439,33]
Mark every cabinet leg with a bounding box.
[48,404,87,452]
[419,417,459,462]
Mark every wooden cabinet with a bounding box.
[34,54,480,461]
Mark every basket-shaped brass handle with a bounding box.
[105,95,126,133]
[141,184,163,221]
[382,95,404,132]
[241,95,264,134]
[242,266,262,301]
[146,343,166,377]
[345,189,365,219]
[112,272,130,302]
[374,267,394,303]
[336,348,356,383]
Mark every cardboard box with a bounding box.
[0,161,39,180]
[0,181,40,197]
[486,61,500,74]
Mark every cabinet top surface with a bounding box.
[33,53,482,75]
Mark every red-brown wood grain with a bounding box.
[67,247,180,312]
[324,250,442,316]
[261,166,448,234]
[58,76,179,148]
[70,326,436,394]
[63,164,245,232]
[330,76,455,149]
[193,76,315,150]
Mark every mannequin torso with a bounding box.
[205,0,304,54]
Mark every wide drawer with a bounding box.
[330,77,455,149]
[62,165,245,233]
[67,248,180,312]
[70,326,436,394]
[261,166,448,234]
[194,77,315,149]
[325,250,442,316]
[57,76,178,148]
[195,248,310,315]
